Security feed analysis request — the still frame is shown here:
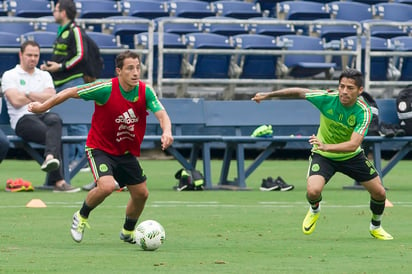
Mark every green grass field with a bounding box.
[1,159,411,273]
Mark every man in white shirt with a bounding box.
[1,40,79,192]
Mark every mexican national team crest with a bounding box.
[115,108,139,142]
[347,115,356,127]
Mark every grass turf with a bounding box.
[1,159,411,273]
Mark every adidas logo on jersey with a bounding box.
[115,109,139,124]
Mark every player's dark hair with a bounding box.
[115,50,140,69]
[339,68,364,88]
[58,0,77,21]
[20,40,40,53]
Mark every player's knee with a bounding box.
[307,185,321,198]
[96,181,117,195]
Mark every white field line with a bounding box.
[1,200,412,208]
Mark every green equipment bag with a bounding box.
[251,125,273,137]
[174,168,204,191]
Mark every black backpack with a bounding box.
[174,168,204,191]
[360,91,380,136]
[81,31,104,83]
[396,86,412,135]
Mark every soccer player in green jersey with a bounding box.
[251,68,393,240]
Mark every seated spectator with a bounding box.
[1,40,80,192]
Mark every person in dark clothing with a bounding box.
[40,0,88,172]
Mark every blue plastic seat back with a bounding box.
[327,1,373,21]
[121,0,169,19]
[135,32,185,80]
[168,0,215,18]
[155,16,201,34]
[75,0,121,18]
[277,1,330,20]
[342,35,391,80]
[248,17,295,37]
[211,1,261,19]
[373,2,412,22]
[202,16,249,36]
[184,32,233,78]
[232,34,280,79]
[0,32,21,77]
[390,36,412,81]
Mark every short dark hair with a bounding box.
[20,40,40,53]
[115,50,140,69]
[339,68,364,88]
[58,0,77,21]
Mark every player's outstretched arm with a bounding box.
[252,87,311,103]
[28,87,80,113]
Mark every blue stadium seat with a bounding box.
[393,0,412,4]
[202,16,249,36]
[168,0,215,18]
[211,1,262,19]
[155,16,201,35]
[372,2,412,22]
[182,32,234,78]
[21,31,56,47]
[248,17,295,37]
[35,16,59,32]
[0,19,35,35]
[74,0,121,18]
[276,1,330,20]
[86,32,125,78]
[312,19,358,42]
[278,35,336,78]
[232,34,280,79]
[341,35,394,81]
[361,19,408,39]
[326,1,373,21]
[0,32,20,77]
[390,36,412,81]
[104,16,150,49]
[349,0,388,4]
[7,0,53,17]
[0,1,8,16]
[121,0,169,19]
[134,32,185,80]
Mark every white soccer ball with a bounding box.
[134,220,165,251]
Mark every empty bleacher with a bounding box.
[0,0,411,99]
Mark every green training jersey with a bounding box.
[75,79,164,113]
[306,90,372,161]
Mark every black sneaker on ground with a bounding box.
[275,176,294,191]
[259,177,280,191]
[379,123,395,138]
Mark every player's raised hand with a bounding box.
[251,92,268,103]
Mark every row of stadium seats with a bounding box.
[1,15,411,50]
[1,0,412,22]
[0,1,411,98]
[0,20,411,82]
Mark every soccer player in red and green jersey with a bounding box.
[252,68,392,240]
[28,50,174,244]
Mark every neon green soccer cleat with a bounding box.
[70,211,90,243]
[120,228,136,244]
[302,209,320,235]
[370,226,393,240]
